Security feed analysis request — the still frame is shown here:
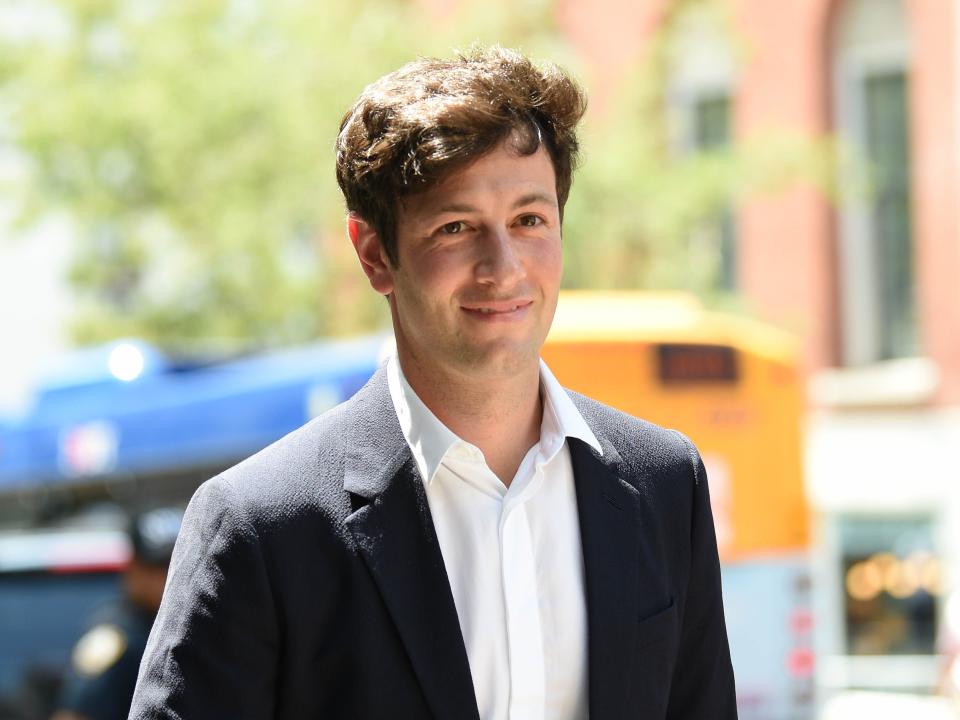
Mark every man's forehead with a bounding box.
[399,144,557,216]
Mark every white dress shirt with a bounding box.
[387,355,602,720]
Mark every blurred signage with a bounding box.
[59,421,119,476]
[656,344,739,384]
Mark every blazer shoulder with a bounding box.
[200,395,361,529]
[566,388,702,483]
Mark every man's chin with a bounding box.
[451,341,542,379]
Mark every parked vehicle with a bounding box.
[0,525,127,719]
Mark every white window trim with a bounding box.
[663,8,737,294]
[809,356,938,407]
[665,13,736,156]
[832,0,912,367]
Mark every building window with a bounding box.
[666,5,738,295]
[863,71,916,360]
[832,0,917,366]
[692,93,736,292]
[839,515,939,657]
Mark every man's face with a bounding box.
[377,140,563,382]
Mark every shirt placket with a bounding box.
[499,465,546,720]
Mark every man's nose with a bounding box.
[474,228,525,287]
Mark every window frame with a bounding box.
[831,3,917,367]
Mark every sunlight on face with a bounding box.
[384,140,563,382]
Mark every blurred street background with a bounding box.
[1,0,959,718]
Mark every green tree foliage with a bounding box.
[1,0,429,348]
[0,0,829,350]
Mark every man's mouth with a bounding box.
[461,300,533,315]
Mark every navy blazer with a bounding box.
[129,367,737,719]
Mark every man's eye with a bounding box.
[517,215,542,227]
[440,221,465,234]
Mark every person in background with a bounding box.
[51,507,182,720]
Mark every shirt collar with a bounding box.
[387,354,603,486]
[538,357,604,459]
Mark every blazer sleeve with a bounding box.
[129,476,280,720]
[666,434,738,719]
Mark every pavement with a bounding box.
[819,691,958,719]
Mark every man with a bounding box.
[130,47,737,719]
[53,507,182,720]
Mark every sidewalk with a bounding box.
[819,691,958,720]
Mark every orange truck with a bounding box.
[543,291,814,720]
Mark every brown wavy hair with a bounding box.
[335,46,587,265]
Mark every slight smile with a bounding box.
[460,300,533,317]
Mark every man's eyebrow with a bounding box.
[425,193,557,217]
[433,203,477,214]
[512,192,557,209]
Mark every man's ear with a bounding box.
[347,214,394,296]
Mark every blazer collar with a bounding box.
[342,368,647,720]
[342,364,411,499]
[343,366,480,720]
[566,398,646,720]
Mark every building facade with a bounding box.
[559,0,960,697]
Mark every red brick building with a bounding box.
[561,0,959,393]
[558,0,960,699]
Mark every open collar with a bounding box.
[386,354,602,487]
[341,365,646,720]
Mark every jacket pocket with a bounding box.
[630,598,680,717]
[636,597,678,650]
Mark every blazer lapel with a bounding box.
[342,369,479,720]
[569,437,642,720]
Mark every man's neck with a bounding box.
[398,353,542,487]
